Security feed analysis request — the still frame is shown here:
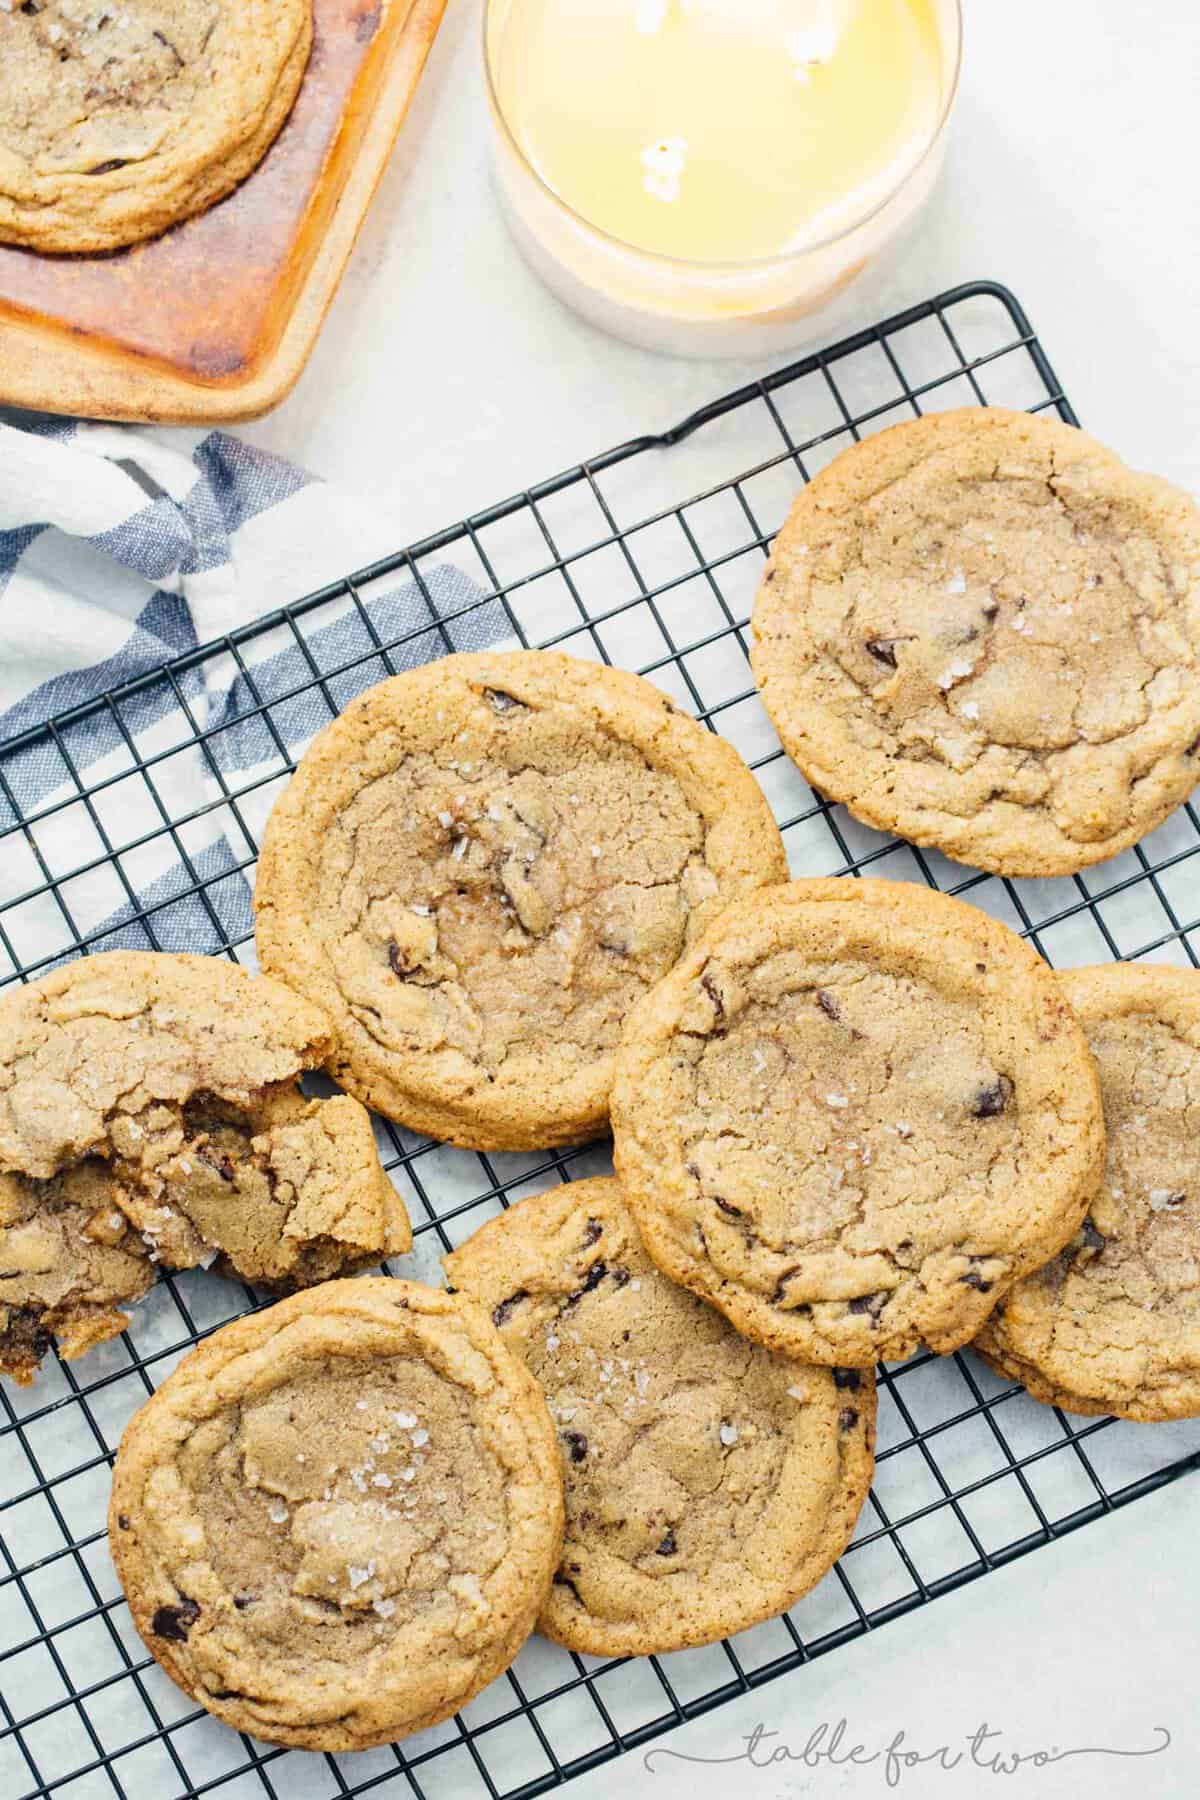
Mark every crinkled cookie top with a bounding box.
[109,1279,564,1751]
[446,1177,875,1656]
[613,879,1106,1365]
[255,652,787,1149]
[752,409,1200,875]
[976,963,1200,1420]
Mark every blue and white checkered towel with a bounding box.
[0,414,508,977]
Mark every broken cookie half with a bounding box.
[0,1159,154,1383]
[0,951,410,1383]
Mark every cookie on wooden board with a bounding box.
[0,0,312,254]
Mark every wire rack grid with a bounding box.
[3,279,1200,1800]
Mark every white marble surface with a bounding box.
[237,3,1200,1795]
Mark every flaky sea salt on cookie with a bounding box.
[109,1278,564,1750]
[254,651,787,1150]
[751,408,1200,876]
[612,878,1106,1365]
[976,963,1200,1421]
[446,1177,875,1656]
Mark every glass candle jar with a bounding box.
[485,0,963,357]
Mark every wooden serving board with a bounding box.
[0,0,446,424]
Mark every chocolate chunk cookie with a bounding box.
[0,952,410,1378]
[254,652,787,1150]
[0,0,312,254]
[445,1177,876,1656]
[109,1278,564,1749]
[612,879,1106,1365]
[751,409,1200,876]
[0,1159,152,1384]
[975,964,1200,1420]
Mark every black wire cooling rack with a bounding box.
[3,279,1200,1800]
